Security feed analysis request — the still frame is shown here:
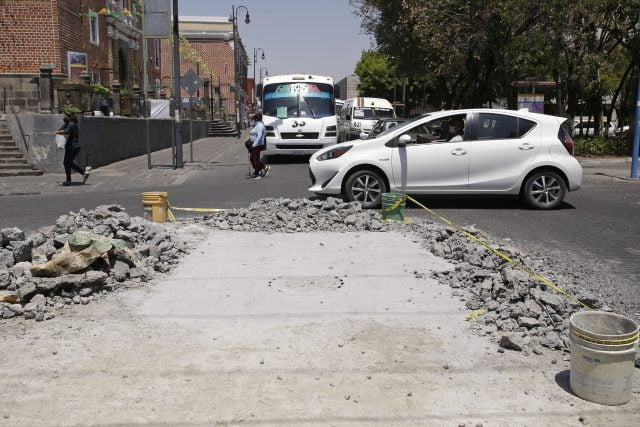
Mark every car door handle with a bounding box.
[518,144,535,150]
[450,148,467,156]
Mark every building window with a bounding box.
[154,39,160,69]
[92,71,100,84]
[89,10,99,46]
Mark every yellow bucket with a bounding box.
[142,192,168,223]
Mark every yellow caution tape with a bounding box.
[165,201,227,223]
[382,197,404,212]
[169,207,227,213]
[404,194,593,311]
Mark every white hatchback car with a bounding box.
[309,109,582,210]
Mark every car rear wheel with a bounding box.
[345,169,387,209]
[522,171,567,210]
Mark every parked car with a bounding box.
[572,120,615,137]
[360,118,407,139]
[309,109,582,210]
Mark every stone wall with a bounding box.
[7,114,210,172]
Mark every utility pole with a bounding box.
[253,47,265,112]
[172,0,183,168]
[631,11,640,179]
[631,74,639,179]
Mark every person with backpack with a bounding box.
[247,111,270,179]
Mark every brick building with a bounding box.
[160,16,249,121]
[0,0,156,113]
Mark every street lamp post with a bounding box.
[230,5,250,138]
[253,47,265,112]
[260,67,268,85]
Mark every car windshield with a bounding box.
[263,82,335,119]
[375,114,429,138]
[353,107,394,120]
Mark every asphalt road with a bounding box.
[1,138,638,304]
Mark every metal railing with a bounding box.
[1,86,6,115]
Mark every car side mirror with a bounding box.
[397,134,412,147]
[359,131,368,140]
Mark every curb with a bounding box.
[577,157,632,166]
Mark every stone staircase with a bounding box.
[0,117,43,177]
[207,119,239,137]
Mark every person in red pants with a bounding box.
[247,111,270,179]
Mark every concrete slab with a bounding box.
[0,230,637,426]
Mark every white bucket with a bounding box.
[569,311,639,405]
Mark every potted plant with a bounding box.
[90,83,111,116]
[57,79,88,113]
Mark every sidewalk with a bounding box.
[0,134,248,197]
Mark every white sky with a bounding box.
[178,0,374,81]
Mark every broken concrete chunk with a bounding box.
[0,227,25,247]
[499,333,524,351]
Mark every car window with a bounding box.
[477,113,536,140]
[400,115,465,144]
[377,114,430,138]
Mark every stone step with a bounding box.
[0,152,23,159]
[0,147,21,153]
[0,141,16,147]
[0,169,43,177]
[0,158,27,165]
[0,163,32,170]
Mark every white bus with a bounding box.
[260,74,338,155]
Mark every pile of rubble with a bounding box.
[202,197,386,232]
[0,205,197,321]
[403,221,600,354]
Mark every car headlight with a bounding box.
[316,145,352,161]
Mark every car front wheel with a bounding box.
[345,169,387,209]
[522,171,567,210]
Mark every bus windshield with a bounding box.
[352,107,395,120]
[263,82,335,119]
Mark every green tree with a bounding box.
[354,51,394,99]
[351,0,640,129]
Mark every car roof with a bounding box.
[421,108,566,123]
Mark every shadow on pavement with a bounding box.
[405,194,576,211]
[554,369,575,396]
[264,154,311,165]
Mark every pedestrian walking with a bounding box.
[54,112,90,186]
[247,111,270,179]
